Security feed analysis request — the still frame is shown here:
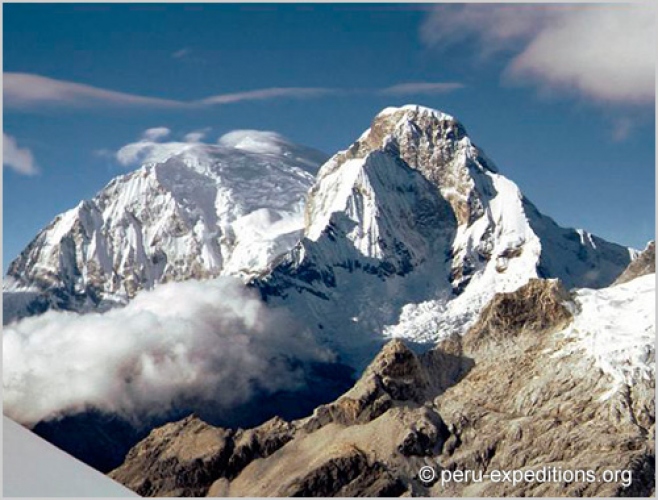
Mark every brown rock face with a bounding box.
[434,279,654,497]
[108,415,235,497]
[110,279,654,497]
[109,415,295,497]
[463,278,573,351]
[614,241,655,285]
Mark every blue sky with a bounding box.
[3,3,655,271]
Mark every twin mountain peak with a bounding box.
[4,105,635,353]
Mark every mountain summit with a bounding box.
[4,134,326,323]
[254,105,634,365]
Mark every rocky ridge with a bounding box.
[110,274,655,497]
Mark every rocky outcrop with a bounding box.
[110,278,654,497]
[435,288,654,496]
[299,339,471,433]
[109,415,296,497]
[110,415,234,497]
[615,241,655,285]
[463,278,573,351]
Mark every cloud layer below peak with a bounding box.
[3,277,332,426]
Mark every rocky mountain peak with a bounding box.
[315,104,495,227]
[257,106,632,369]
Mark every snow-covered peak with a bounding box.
[256,105,633,367]
[4,140,327,323]
[375,104,456,122]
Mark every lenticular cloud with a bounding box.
[3,277,332,426]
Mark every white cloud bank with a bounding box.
[3,133,39,176]
[421,4,655,104]
[3,277,333,426]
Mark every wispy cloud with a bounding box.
[380,82,464,95]
[611,118,634,143]
[115,140,191,167]
[184,128,211,143]
[171,48,191,59]
[3,133,39,176]
[4,73,186,110]
[200,87,336,105]
[421,4,655,105]
[112,126,323,168]
[5,72,466,113]
[4,72,338,111]
[141,127,171,141]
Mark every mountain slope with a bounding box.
[4,135,326,324]
[110,275,655,497]
[254,105,633,366]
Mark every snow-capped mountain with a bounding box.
[4,106,634,353]
[254,105,634,367]
[4,134,326,323]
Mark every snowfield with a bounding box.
[3,416,137,497]
[556,273,655,391]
